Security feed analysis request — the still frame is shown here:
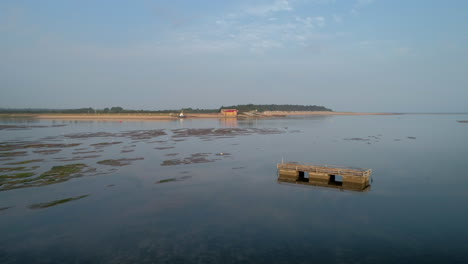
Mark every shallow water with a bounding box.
[1,115,468,263]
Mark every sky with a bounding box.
[1,0,468,112]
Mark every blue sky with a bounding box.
[1,0,467,112]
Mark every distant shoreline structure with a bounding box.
[0,104,331,115]
[1,103,466,121]
[0,111,402,121]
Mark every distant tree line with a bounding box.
[0,104,332,114]
[219,104,332,113]
[0,108,98,114]
[0,107,219,114]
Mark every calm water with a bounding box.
[1,115,468,263]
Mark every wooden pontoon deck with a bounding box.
[277,162,372,191]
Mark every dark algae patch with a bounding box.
[63,132,116,139]
[0,151,28,157]
[39,164,89,179]
[161,152,232,166]
[156,178,177,184]
[28,194,89,209]
[0,172,35,180]
[161,153,218,166]
[33,149,61,155]
[119,129,167,140]
[171,128,284,140]
[0,167,27,172]
[155,176,192,184]
[64,129,166,140]
[0,163,92,191]
[343,137,370,141]
[97,158,144,166]
[59,155,102,162]
[0,142,80,151]
[0,125,47,130]
[154,146,175,150]
[91,142,123,148]
[0,206,14,212]
[72,150,103,154]
[5,159,43,165]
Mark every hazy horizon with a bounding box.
[2,0,468,112]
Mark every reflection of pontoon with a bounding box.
[277,162,372,192]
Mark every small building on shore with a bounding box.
[220,109,238,117]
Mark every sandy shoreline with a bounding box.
[0,111,400,121]
[261,111,398,116]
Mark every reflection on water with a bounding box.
[0,118,41,124]
[1,115,468,263]
[277,176,371,192]
[219,118,238,128]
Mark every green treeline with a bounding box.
[0,107,219,114]
[220,104,332,112]
[0,104,332,114]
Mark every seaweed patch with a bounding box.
[154,147,175,150]
[0,167,28,173]
[0,172,35,180]
[0,151,28,158]
[72,150,103,154]
[0,163,93,191]
[343,138,370,141]
[91,142,123,148]
[0,206,14,212]
[59,155,102,162]
[33,149,61,155]
[171,128,284,140]
[155,175,192,184]
[5,159,44,165]
[28,194,89,209]
[97,158,144,166]
[161,153,217,166]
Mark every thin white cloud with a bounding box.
[396,47,411,55]
[305,0,336,4]
[350,0,374,16]
[146,1,331,54]
[332,14,342,23]
[245,0,293,16]
[315,16,325,27]
[357,0,374,6]
[295,16,325,28]
[295,16,313,28]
